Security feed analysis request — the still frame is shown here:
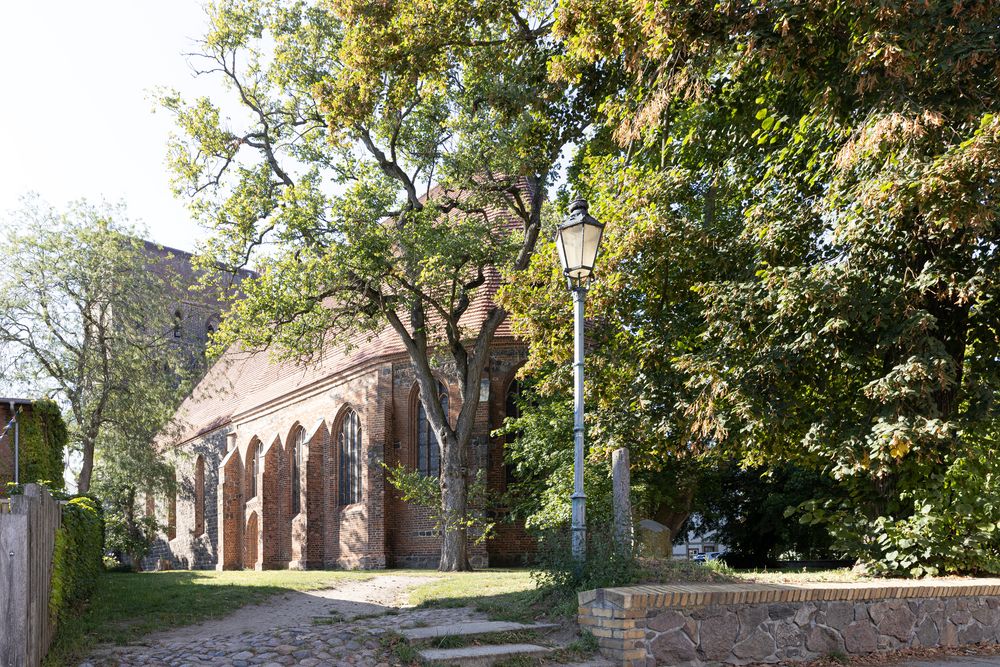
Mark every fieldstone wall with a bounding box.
[578,580,1000,667]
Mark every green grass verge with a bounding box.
[407,569,576,622]
[45,569,374,666]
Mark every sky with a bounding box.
[0,1,219,253]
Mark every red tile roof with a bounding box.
[159,187,528,448]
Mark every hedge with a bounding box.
[49,495,104,624]
[11,399,67,490]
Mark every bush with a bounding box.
[799,451,1000,577]
[532,521,640,594]
[50,496,104,624]
[384,463,496,544]
[102,486,159,571]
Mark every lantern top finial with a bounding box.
[568,199,589,216]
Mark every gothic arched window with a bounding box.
[338,410,362,505]
[291,426,305,515]
[417,381,449,478]
[194,455,205,537]
[247,439,262,499]
[503,380,523,488]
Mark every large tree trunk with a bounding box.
[439,429,471,571]
[77,439,95,493]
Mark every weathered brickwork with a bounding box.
[146,428,230,570]
[579,580,1000,667]
[153,342,536,570]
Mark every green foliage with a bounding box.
[532,522,640,594]
[0,197,194,492]
[13,400,67,490]
[540,0,1000,575]
[50,496,104,626]
[799,448,1000,576]
[103,489,160,571]
[385,463,496,543]
[103,554,125,571]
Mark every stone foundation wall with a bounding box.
[578,580,1000,667]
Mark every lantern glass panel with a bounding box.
[581,222,604,273]
[557,222,585,275]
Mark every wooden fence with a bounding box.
[0,484,61,667]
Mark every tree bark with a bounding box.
[439,432,471,571]
[77,438,95,493]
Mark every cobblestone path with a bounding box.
[79,576,487,667]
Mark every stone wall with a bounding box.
[578,580,1000,667]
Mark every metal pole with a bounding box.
[9,402,18,486]
[571,286,587,561]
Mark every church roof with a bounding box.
[160,184,531,447]
[160,258,515,448]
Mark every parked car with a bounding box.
[693,551,724,563]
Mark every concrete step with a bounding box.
[419,643,552,666]
[402,620,559,641]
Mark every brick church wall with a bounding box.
[145,427,230,570]
[155,341,536,571]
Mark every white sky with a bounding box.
[0,1,218,253]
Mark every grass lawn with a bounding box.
[46,569,377,666]
[407,569,554,622]
[637,558,871,586]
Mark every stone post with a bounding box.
[612,447,633,553]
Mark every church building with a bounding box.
[146,302,534,570]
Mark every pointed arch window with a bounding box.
[194,455,206,538]
[167,471,177,541]
[291,426,305,515]
[503,380,523,488]
[417,381,449,478]
[338,410,362,506]
[248,439,262,499]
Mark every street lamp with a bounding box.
[555,199,605,562]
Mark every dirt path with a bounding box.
[146,574,433,643]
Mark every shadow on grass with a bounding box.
[410,560,745,625]
[414,582,578,624]
[44,570,375,667]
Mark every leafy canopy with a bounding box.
[0,197,190,493]
[545,0,1000,573]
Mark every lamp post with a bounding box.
[555,199,605,562]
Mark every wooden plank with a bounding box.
[0,499,29,666]
[0,484,62,667]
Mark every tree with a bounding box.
[552,0,1000,572]
[497,22,756,541]
[163,0,602,569]
[0,197,188,493]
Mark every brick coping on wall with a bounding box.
[579,579,1000,666]
[579,578,1000,611]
